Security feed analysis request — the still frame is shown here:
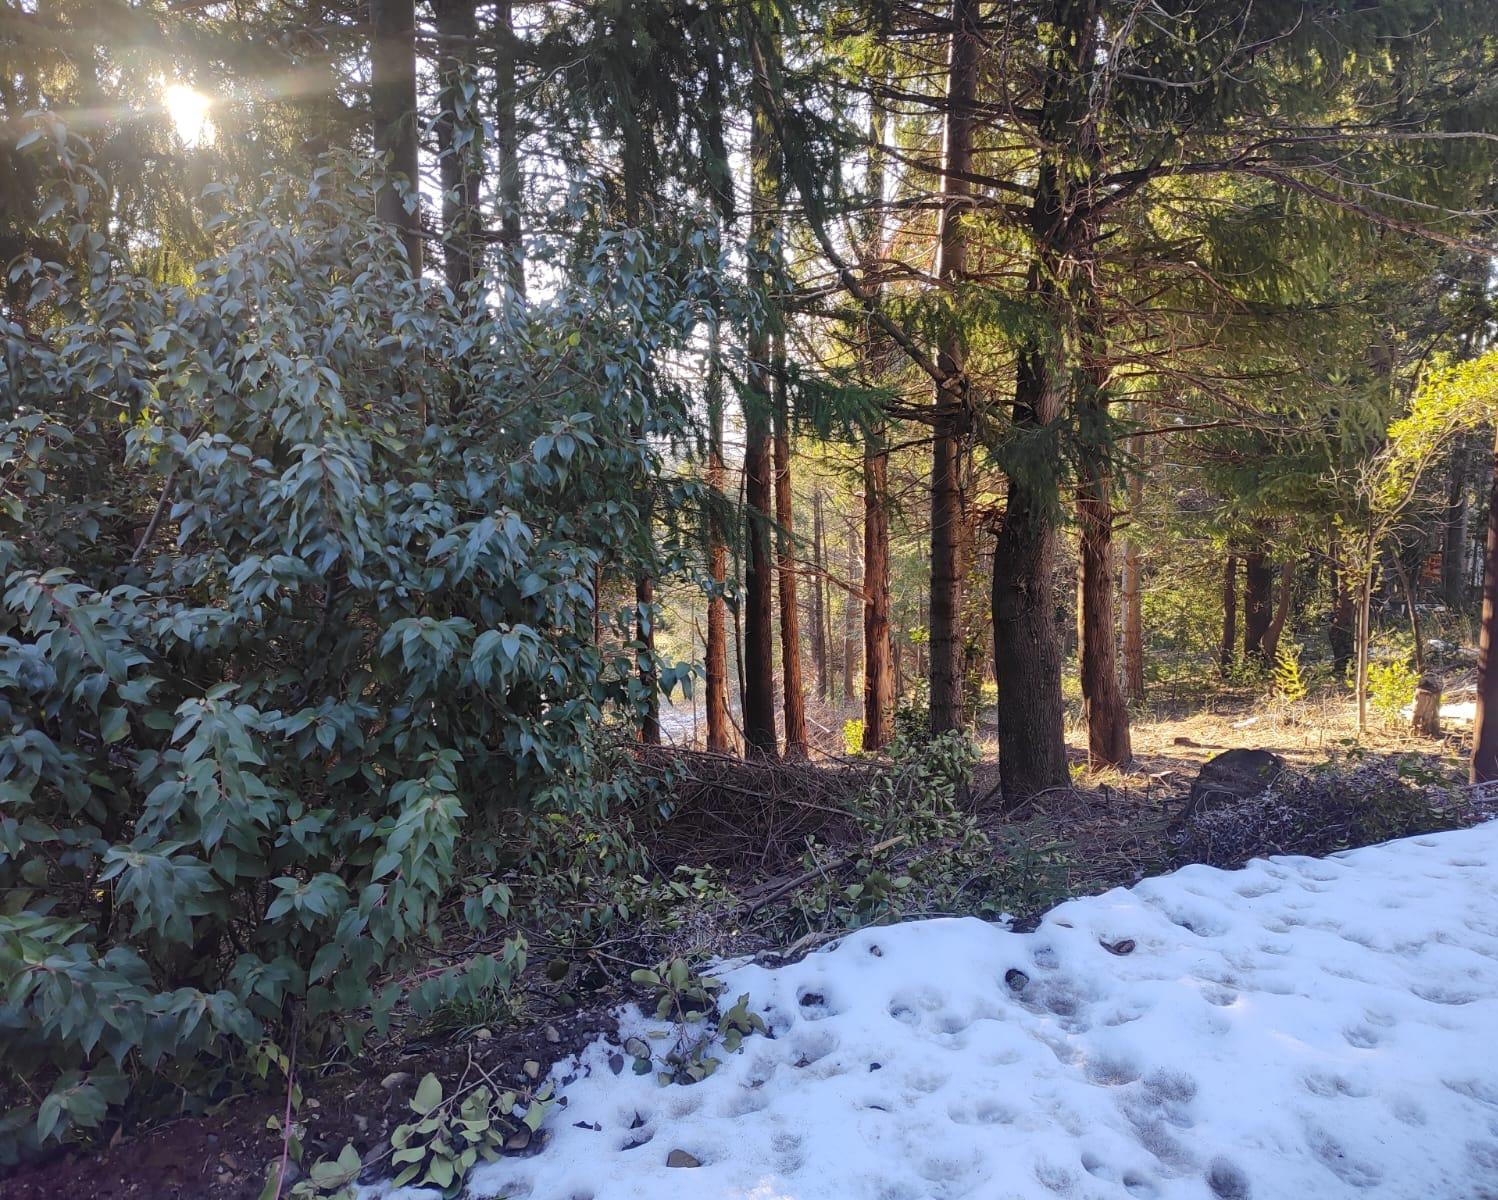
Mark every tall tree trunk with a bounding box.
[370,0,421,270]
[1075,300,1130,768]
[1471,429,1498,783]
[1242,551,1273,661]
[433,0,481,295]
[741,37,778,757]
[993,347,1068,801]
[1121,452,1145,703]
[813,489,829,702]
[494,0,524,296]
[772,333,808,759]
[844,523,861,708]
[928,0,980,735]
[705,319,732,754]
[1443,441,1469,607]
[1260,560,1295,665]
[864,435,894,750]
[1219,554,1238,675]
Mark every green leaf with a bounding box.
[411,1073,443,1116]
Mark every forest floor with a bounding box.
[0,687,1479,1200]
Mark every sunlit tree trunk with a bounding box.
[370,0,421,270]
[1121,449,1145,703]
[1471,429,1498,783]
[928,0,980,735]
[864,437,894,749]
[705,318,732,754]
[773,332,808,759]
[813,489,829,703]
[844,522,861,707]
[860,90,894,751]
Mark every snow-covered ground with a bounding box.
[407,822,1498,1200]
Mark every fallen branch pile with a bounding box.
[633,746,879,876]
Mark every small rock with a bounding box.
[505,1128,532,1153]
[1101,938,1136,956]
[472,1027,493,1041]
[380,1072,410,1090]
[666,1150,702,1169]
[1005,968,1029,991]
[353,1115,369,1134]
[868,944,882,957]
[523,1059,542,1080]
[608,1053,624,1075]
[868,1062,882,1071]
[544,1024,561,1043]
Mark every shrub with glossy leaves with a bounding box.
[0,122,720,1160]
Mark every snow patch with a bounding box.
[373,822,1498,1200]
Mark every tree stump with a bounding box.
[1412,676,1442,737]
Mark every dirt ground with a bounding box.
[2,689,1471,1200]
[0,1006,616,1200]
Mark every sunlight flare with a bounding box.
[162,83,212,147]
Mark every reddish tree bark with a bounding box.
[704,323,732,754]
[1121,454,1145,703]
[864,436,894,750]
[1471,430,1498,783]
[772,339,808,759]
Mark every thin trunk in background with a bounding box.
[742,29,779,757]
[813,489,829,702]
[1242,551,1272,661]
[370,0,421,270]
[1121,444,1145,703]
[636,571,660,745]
[1471,429,1498,783]
[1219,555,1238,674]
[1443,442,1469,606]
[844,522,861,708]
[705,318,732,753]
[1329,549,1356,678]
[1260,560,1295,665]
[928,0,980,735]
[773,332,809,758]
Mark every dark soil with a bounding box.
[0,1006,615,1200]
